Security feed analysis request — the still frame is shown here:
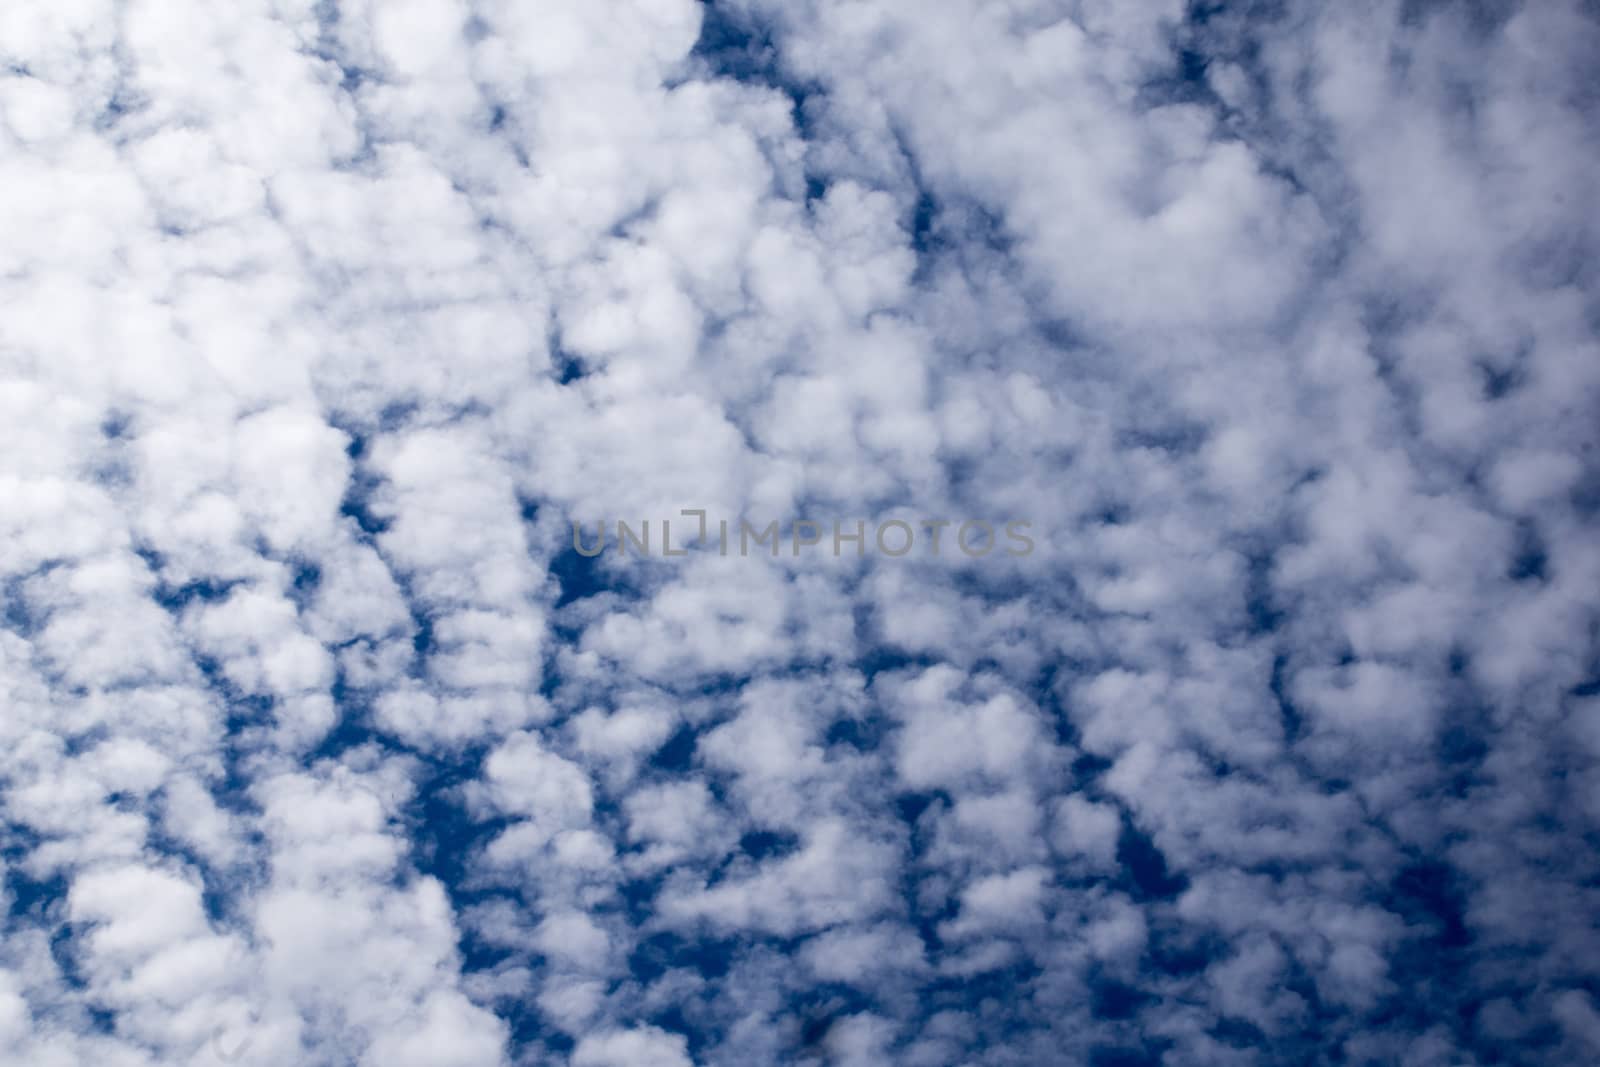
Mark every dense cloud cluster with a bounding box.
[1,1,1597,1064]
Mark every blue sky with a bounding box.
[1,1,1598,1065]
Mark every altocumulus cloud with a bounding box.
[0,1,1597,1065]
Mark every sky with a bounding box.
[1,1,1598,1065]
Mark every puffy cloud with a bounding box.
[573,1025,694,1067]
[1,0,1596,1064]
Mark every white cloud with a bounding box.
[0,0,1595,1063]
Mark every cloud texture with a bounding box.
[1,1,1598,1064]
